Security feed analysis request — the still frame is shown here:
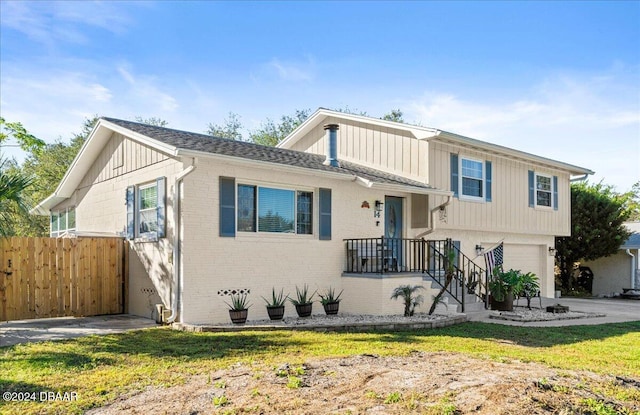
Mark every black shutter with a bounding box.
[451,154,459,197]
[220,177,236,237]
[319,188,331,241]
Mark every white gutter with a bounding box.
[626,249,636,289]
[166,158,197,323]
[415,195,453,238]
[570,174,590,182]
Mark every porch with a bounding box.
[343,237,488,312]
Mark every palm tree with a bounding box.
[0,158,33,236]
[390,285,424,317]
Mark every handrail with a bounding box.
[424,239,487,311]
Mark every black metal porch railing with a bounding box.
[344,237,426,274]
[343,237,487,312]
[425,239,487,312]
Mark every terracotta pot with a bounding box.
[229,309,248,324]
[266,305,285,321]
[295,303,313,318]
[322,301,340,315]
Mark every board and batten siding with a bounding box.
[288,117,429,182]
[78,133,171,189]
[429,141,571,236]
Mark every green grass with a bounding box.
[1,321,639,414]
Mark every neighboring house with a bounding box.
[582,222,640,296]
[34,109,593,324]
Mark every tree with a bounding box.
[332,106,368,116]
[381,109,404,123]
[0,117,46,154]
[249,109,311,147]
[623,181,640,221]
[134,116,168,127]
[428,239,456,315]
[555,181,632,290]
[0,158,34,236]
[206,112,243,140]
[6,117,99,236]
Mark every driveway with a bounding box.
[0,314,158,347]
[468,296,640,326]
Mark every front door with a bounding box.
[384,196,403,271]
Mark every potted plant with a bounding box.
[262,288,288,321]
[319,287,343,315]
[488,268,523,311]
[290,284,315,318]
[225,293,250,324]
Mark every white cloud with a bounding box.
[259,56,316,82]
[403,68,640,191]
[117,65,179,112]
[0,1,137,47]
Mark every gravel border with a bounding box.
[173,313,467,333]
[489,306,606,322]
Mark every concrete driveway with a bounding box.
[0,314,158,347]
[468,296,640,326]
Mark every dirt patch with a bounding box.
[87,352,639,414]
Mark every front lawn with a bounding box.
[1,321,639,414]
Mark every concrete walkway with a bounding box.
[467,296,640,327]
[0,314,158,347]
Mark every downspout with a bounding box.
[166,158,197,323]
[415,195,452,238]
[626,249,636,289]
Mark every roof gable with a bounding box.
[279,108,594,175]
[33,117,449,214]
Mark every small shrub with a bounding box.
[213,394,229,407]
[390,285,424,316]
[287,376,303,389]
[384,391,402,404]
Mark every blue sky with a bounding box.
[1,1,638,191]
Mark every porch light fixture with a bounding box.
[374,200,383,218]
[361,201,370,209]
[475,245,484,255]
[548,246,556,256]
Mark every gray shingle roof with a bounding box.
[102,117,439,192]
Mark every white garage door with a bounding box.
[503,244,544,277]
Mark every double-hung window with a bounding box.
[535,173,552,208]
[237,184,313,234]
[138,183,159,235]
[460,157,484,200]
[126,177,166,240]
[528,170,558,210]
[451,154,492,202]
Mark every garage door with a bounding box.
[503,244,544,277]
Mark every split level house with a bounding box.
[34,108,593,324]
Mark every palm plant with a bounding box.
[390,284,424,317]
[0,158,34,236]
[519,272,540,309]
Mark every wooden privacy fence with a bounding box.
[0,237,128,321]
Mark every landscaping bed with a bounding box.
[490,306,606,322]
